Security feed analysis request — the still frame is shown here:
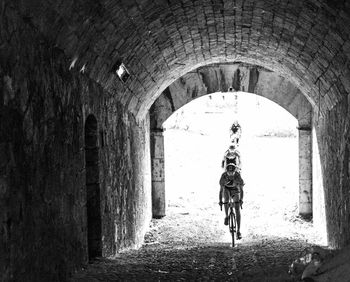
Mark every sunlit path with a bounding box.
[164,130,321,246]
[163,93,323,246]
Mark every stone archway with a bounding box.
[84,114,102,259]
[3,2,350,278]
[7,0,349,249]
[150,63,313,219]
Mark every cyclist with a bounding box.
[219,163,244,239]
[221,144,241,171]
[230,120,242,144]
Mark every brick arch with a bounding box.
[150,63,312,129]
[20,0,350,119]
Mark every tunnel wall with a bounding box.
[314,95,350,248]
[0,7,151,281]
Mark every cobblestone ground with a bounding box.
[71,241,309,282]
[71,129,324,281]
[70,204,319,282]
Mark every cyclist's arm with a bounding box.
[219,185,223,203]
[240,186,244,202]
[221,151,228,168]
[219,174,225,203]
[236,154,242,169]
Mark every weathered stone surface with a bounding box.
[2,0,350,280]
[153,63,312,128]
[1,0,348,120]
[0,7,152,281]
[299,129,313,216]
[150,131,166,218]
[313,95,350,248]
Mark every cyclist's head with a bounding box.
[228,144,236,151]
[226,164,236,176]
[232,120,239,127]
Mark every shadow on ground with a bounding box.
[71,132,324,281]
[71,237,311,282]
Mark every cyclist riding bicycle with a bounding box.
[230,120,242,144]
[221,144,241,171]
[219,163,244,240]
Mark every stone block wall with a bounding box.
[9,0,350,120]
[153,64,312,127]
[0,6,151,281]
[314,95,350,248]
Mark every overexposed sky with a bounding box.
[163,92,298,138]
[162,92,325,245]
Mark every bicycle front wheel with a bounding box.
[229,212,236,247]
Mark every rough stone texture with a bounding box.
[312,127,328,245]
[151,63,312,129]
[313,96,350,249]
[0,6,151,281]
[2,0,350,280]
[7,0,348,119]
[150,131,166,218]
[299,129,313,216]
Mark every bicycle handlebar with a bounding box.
[219,201,243,210]
[219,202,225,211]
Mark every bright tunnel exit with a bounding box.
[162,91,323,244]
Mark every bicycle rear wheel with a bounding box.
[229,212,236,247]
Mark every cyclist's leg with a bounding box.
[234,202,241,232]
[229,209,236,247]
[223,188,230,224]
[233,193,242,239]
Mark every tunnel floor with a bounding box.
[71,130,324,281]
[71,240,309,281]
[71,202,321,282]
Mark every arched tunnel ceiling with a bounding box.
[150,63,312,129]
[19,0,350,119]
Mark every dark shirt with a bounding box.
[219,172,244,191]
[231,125,240,134]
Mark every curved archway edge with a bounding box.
[150,63,313,220]
[150,63,312,128]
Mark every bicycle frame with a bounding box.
[221,193,237,247]
[227,195,237,247]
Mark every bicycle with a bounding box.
[220,193,242,248]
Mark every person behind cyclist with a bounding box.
[221,144,241,171]
[219,163,244,239]
[230,120,242,144]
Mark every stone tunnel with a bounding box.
[150,63,314,219]
[1,0,350,280]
